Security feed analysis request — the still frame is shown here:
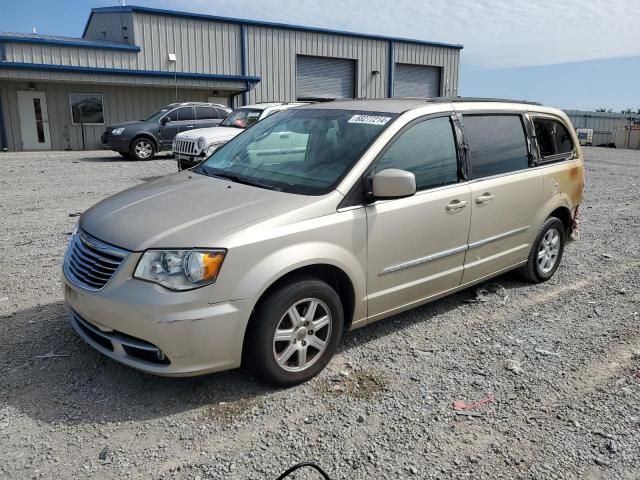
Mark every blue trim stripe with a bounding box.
[387,41,394,98]
[0,62,261,83]
[86,6,464,50]
[0,34,140,52]
[240,24,248,105]
[0,91,7,150]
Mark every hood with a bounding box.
[175,126,243,142]
[107,120,144,129]
[80,172,313,251]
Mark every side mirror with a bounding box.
[371,169,417,199]
[160,117,170,126]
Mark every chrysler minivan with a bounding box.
[64,98,584,386]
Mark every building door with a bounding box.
[17,91,51,150]
[296,55,355,101]
[394,64,441,98]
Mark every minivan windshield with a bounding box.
[220,108,263,129]
[197,109,398,195]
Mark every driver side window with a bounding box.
[376,116,459,191]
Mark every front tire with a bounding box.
[244,277,344,386]
[519,217,565,282]
[129,138,156,161]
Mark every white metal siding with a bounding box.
[296,55,355,100]
[394,43,459,97]
[245,26,389,103]
[131,12,242,75]
[394,63,441,98]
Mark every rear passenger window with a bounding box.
[215,108,230,119]
[376,116,459,191]
[533,118,574,159]
[195,107,219,120]
[463,115,529,179]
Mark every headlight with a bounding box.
[197,137,205,150]
[133,249,226,291]
[112,127,125,135]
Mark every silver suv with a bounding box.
[64,98,584,386]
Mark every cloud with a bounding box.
[150,0,640,68]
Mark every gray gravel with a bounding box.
[1,148,639,480]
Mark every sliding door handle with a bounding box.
[446,200,469,211]
[476,193,495,204]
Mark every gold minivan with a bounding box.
[63,98,584,385]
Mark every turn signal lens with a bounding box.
[185,252,225,283]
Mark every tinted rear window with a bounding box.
[463,114,529,179]
[195,107,219,120]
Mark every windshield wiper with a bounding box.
[205,170,281,191]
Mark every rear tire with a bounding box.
[244,276,344,387]
[129,138,156,161]
[519,217,565,283]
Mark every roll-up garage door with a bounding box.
[296,55,355,100]
[394,64,441,98]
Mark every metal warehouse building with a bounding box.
[0,5,462,152]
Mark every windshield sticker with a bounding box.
[247,112,260,118]
[348,114,392,126]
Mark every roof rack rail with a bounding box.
[426,96,543,106]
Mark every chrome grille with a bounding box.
[173,138,199,155]
[63,229,129,291]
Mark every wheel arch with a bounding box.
[548,205,572,235]
[534,193,574,237]
[130,132,159,151]
[250,263,357,332]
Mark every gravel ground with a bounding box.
[0,148,639,480]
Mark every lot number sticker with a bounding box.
[348,114,392,126]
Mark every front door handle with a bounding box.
[186,125,195,128]
[446,200,469,211]
[475,193,495,204]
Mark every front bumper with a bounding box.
[63,271,255,377]
[101,133,130,152]
[175,152,205,171]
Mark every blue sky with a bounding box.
[2,0,639,111]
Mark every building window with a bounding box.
[70,93,104,125]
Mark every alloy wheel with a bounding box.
[135,141,153,159]
[272,298,332,372]
[537,227,561,274]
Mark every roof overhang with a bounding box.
[0,34,140,51]
[0,62,261,84]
